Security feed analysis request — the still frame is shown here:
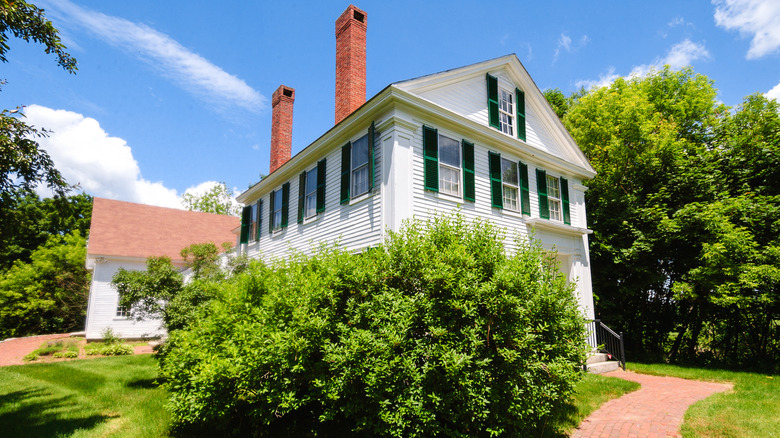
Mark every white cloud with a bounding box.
[714,0,780,59]
[575,39,709,90]
[46,0,265,111]
[767,81,780,101]
[182,181,242,211]
[668,16,685,27]
[553,33,589,63]
[25,104,183,208]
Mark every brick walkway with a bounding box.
[573,369,732,438]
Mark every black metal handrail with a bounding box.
[586,319,626,370]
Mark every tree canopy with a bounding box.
[564,67,780,369]
[181,182,240,216]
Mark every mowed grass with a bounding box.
[630,362,780,438]
[0,355,169,437]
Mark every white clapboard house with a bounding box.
[236,5,596,320]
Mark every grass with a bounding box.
[0,355,170,437]
[630,362,780,438]
[543,372,640,436]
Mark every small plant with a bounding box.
[101,327,120,345]
[23,352,38,362]
[86,342,133,356]
[53,351,78,359]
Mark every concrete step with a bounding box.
[587,360,620,374]
[586,352,610,364]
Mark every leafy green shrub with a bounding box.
[22,352,38,361]
[53,351,78,358]
[101,327,120,344]
[85,342,133,356]
[161,214,588,436]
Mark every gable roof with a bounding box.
[87,198,239,262]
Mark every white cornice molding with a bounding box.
[525,218,593,236]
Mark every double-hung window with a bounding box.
[351,135,370,197]
[341,123,376,203]
[269,182,290,232]
[438,134,461,196]
[423,125,475,201]
[239,200,262,245]
[501,158,519,211]
[488,151,530,214]
[536,169,570,224]
[298,159,326,223]
[487,73,526,141]
[498,89,514,136]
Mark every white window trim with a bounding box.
[498,87,515,136]
[351,134,370,199]
[304,167,318,220]
[271,188,284,231]
[437,132,462,198]
[348,191,373,206]
[500,157,520,212]
[546,174,563,223]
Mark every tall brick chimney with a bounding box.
[335,5,367,124]
[269,85,295,173]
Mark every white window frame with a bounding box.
[498,88,515,136]
[116,304,129,318]
[438,133,461,197]
[304,166,318,219]
[547,174,562,222]
[271,187,283,231]
[351,134,370,197]
[248,202,258,242]
[501,158,520,212]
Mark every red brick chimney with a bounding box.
[335,5,367,124]
[269,85,295,173]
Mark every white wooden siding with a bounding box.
[84,259,165,340]
[417,71,567,161]
[244,130,383,261]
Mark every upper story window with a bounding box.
[487,73,526,141]
[423,125,475,201]
[488,151,530,215]
[547,174,562,222]
[501,158,519,211]
[341,123,376,204]
[498,89,514,136]
[239,199,262,245]
[352,134,370,197]
[438,134,461,196]
[269,182,290,232]
[298,159,326,223]
[536,168,570,225]
[248,202,259,242]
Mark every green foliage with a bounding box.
[22,338,79,361]
[52,350,78,358]
[181,181,240,216]
[542,88,569,119]
[85,342,133,356]
[1,0,76,202]
[160,214,588,436]
[0,189,92,272]
[564,67,780,369]
[0,231,90,339]
[101,327,120,345]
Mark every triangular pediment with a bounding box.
[394,55,593,174]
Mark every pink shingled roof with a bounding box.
[88,197,239,262]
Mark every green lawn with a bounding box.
[0,355,170,437]
[630,362,780,438]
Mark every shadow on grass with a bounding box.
[125,377,160,389]
[0,388,114,437]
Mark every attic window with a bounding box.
[283,88,293,97]
[353,11,364,22]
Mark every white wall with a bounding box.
[84,258,165,340]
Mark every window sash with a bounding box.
[439,164,461,196]
[546,175,562,221]
[499,89,515,135]
[116,305,129,318]
[501,158,519,211]
[351,134,370,197]
[272,188,283,230]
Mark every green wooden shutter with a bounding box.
[268,191,275,233]
[297,172,306,224]
[281,182,290,228]
[462,140,475,202]
[423,125,439,192]
[340,142,351,204]
[519,161,530,216]
[488,151,503,208]
[239,205,251,244]
[537,168,549,219]
[487,74,499,129]
[516,88,526,141]
[317,159,326,213]
[256,200,263,240]
[561,176,571,225]
[368,122,375,192]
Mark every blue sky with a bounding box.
[3,0,779,209]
